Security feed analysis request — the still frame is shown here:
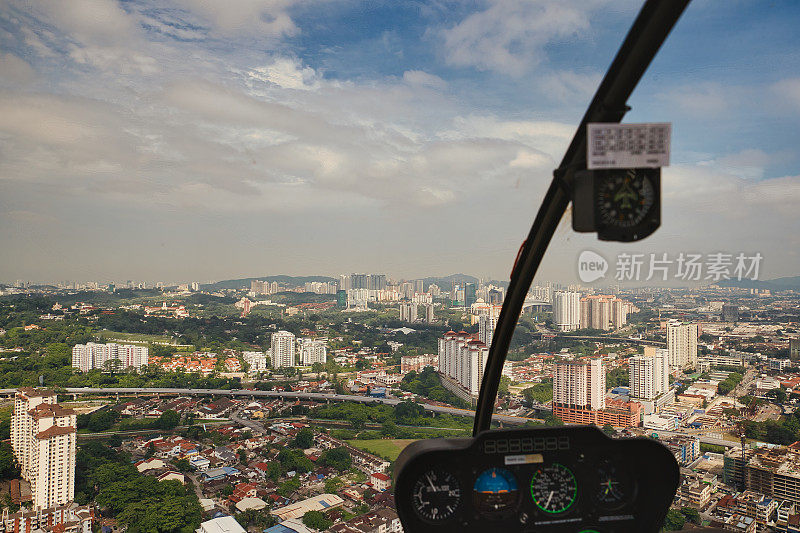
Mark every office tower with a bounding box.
[478,314,498,348]
[464,283,477,308]
[722,304,739,322]
[71,343,148,372]
[400,302,417,323]
[298,339,327,365]
[438,332,489,399]
[336,290,348,309]
[553,359,605,410]
[270,331,296,369]
[428,284,441,297]
[414,279,424,295]
[629,347,670,401]
[12,389,76,510]
[667,321,699,370]
[552,291,581,332]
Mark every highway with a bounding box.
[2,387,537,426]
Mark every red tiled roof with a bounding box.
[35,426,76,439]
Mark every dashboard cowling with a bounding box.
[394,425,679,533]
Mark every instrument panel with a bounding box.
[394,425,678,533]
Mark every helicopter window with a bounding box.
[0,1,798,532]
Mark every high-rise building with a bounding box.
[553,359,606,410]
[578,295,632,331]
[791,338,800,363]
[400,302,417,323]
[298,338,327,365]
[270,331,296,369]
[414,279,424,295]
[667,321,699,370]
[437,332,489,402]
[368,274,387,291]
[421,303,435,324]
[242,351,268,374]
[12,389,76,510]
[629,347,670,401]
[464,283,477,308]
[71,343,148,372]
[478,314,498,348]
[350,273,368,290]
[722,304,739,322]
[552,291,581,332]
[336,290,348,309]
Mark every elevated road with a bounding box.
[0,387,536,426]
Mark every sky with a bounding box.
[1,0,799,285]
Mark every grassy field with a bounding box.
[347,439,418,461]
[96,329,179,345]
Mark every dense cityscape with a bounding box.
[0,273,798,532]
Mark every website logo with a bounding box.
[578,250,608,283]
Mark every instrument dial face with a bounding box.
[473,467,519,513]
[596,168,655,229]
[530,463,578,514]
[596,460,634,510]
[411,469,461,522]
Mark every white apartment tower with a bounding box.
[242,351,269,374]
[72,342,148,372]
[400,302,417,323]
[298,338,327,365]
[629,347,670,401]
[270,331,296,369]
[478,314,498,348]
[552,291,581,332]
[553,359,605,410]
[11,389,76,510]
[437,332,489,399]
[667,321,699,370]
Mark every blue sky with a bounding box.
[0,0,798,284]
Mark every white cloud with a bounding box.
[439,0,600,76]
[402,70,447,90]
[249,57,322,91]
[172,0,298,39]
[656,82,731,116]
[0,53,35,86]
[772,77,800,111]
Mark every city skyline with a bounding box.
[1,1,799,283]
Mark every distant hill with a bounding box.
[422,274,479,290]
[719,275,800,291]
[202,275,337,291]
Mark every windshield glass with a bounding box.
[0,1,798,531]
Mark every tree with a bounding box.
[0,442,20,480]
[278,477,301,497]
[318,447,352,472]
[293,428,314,449]
[324,476,343,494]
[681,507,700,524]
[602,424,616,437]
[662,509,686,531]
[157,410,180,430]
[302,510,333,531]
